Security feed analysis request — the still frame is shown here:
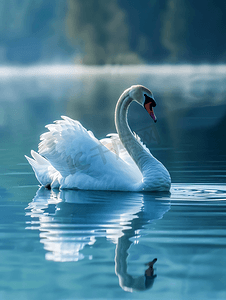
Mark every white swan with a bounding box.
[25,85,171,191]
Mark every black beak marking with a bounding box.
[144,94,156,107]
[144,94,157,122]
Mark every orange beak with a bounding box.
[144,102,157,123]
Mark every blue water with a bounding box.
[1,185,226,300]
[0,65,226,299]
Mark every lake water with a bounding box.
[0,65,226,300]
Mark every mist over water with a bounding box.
[1,0,226,298]
[1,64,226,183]
[0,64,226,300]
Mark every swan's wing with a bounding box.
[25,150,61,186]
[38,116,142,185]
[39,116,94,177]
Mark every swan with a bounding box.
[25,85,171,191]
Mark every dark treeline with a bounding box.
[67,0,226,64]
[1,0,226,64]
[121,0,226,63]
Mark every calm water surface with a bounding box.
[0,65,226,300]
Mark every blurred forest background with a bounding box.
[1,0,226,65]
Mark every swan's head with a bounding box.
[129,85,157,122]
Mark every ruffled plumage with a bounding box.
[26,85,171,191]
[26,116,143,190]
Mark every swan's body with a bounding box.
[25,85,171,191]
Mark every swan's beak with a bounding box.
[144,102,157,123]
[150,109,157,123]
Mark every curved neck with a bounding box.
[115,91,151,173]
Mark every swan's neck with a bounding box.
[115,90,171,191]
[115,91,153,175]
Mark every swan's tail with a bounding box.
[25,150,60,187]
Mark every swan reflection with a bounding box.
[26,188,170,291]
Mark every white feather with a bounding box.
[25,85,171,191]
[26,116,143,190]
